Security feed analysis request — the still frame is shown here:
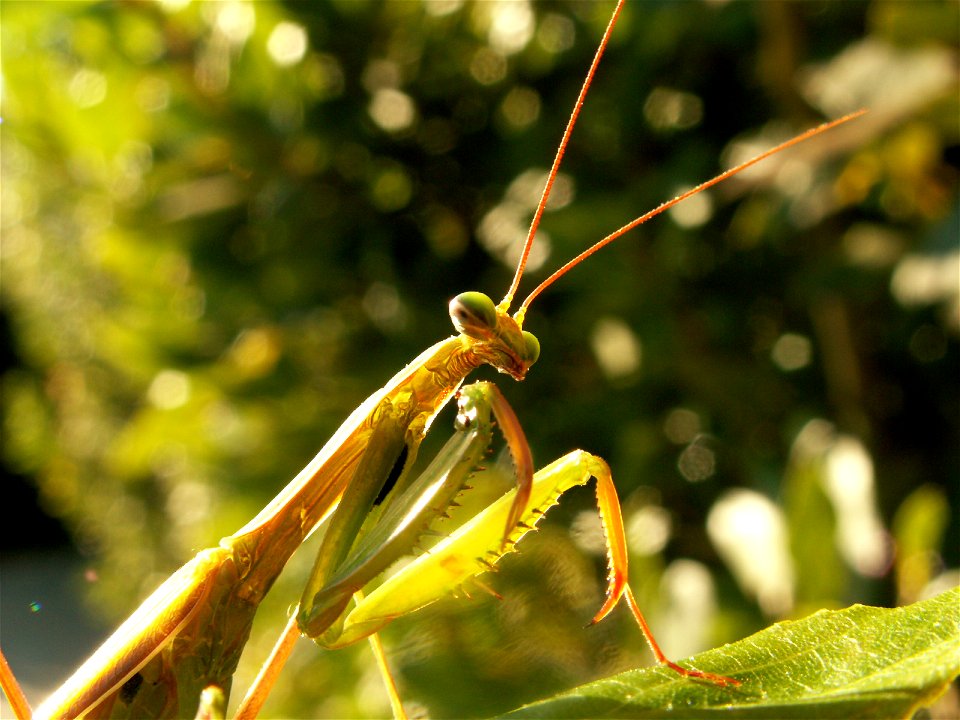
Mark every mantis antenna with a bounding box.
[517,109,868,316]
[499,0,626,314]
[495,0,866,323]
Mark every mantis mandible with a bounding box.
[0,1,867,717]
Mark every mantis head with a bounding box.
[449,291,540,382]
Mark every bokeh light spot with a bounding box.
[626,505,671,556]
[590,317,641,380]
[369,164,413,212]
[486,0,534,55]
[369,88,417,134]
[771,332,813,371]
[663,408,701,445]
[69,69,107,108]
[570,510,606,556]
[677,438,716,483]
[148,370,191,410]
[824,436,890,577]
[667,186,713,228]
[643,87,703,132]
[469,47,507,86]
[708,489,794,616]
[659,560,716,659]
[498,86,541,133]
[267,22,308,67]
[363,282,409,333]
[422,0,463,18]
[537,13,575,54]
[213,2,255,46]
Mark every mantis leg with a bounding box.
[361,591,408,720]
[324,449,625,648]
[245,381,734,718]
[328,438,740,687]
[298,414,412,638]
[236,382,532,718]
[298,383,533,643]
[0,648,31,720]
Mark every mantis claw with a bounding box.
[483,384,534,548]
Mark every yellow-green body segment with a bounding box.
[32,293,544,719]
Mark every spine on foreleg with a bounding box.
[331,451,592,647]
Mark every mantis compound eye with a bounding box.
[449,292,497,337]
[521,331,540,365]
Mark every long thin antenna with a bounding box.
[499,0,626,313]
[518,109,868,315]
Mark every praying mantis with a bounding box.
[0,1,870,718]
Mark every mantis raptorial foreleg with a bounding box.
[230,379,538,719]
[344,384,734,688]
[237,381,735,720]
[298,380,533,646]
[341,384,736,689]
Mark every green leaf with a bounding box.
[501,587,960,719]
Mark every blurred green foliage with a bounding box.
[1,1,957,718]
